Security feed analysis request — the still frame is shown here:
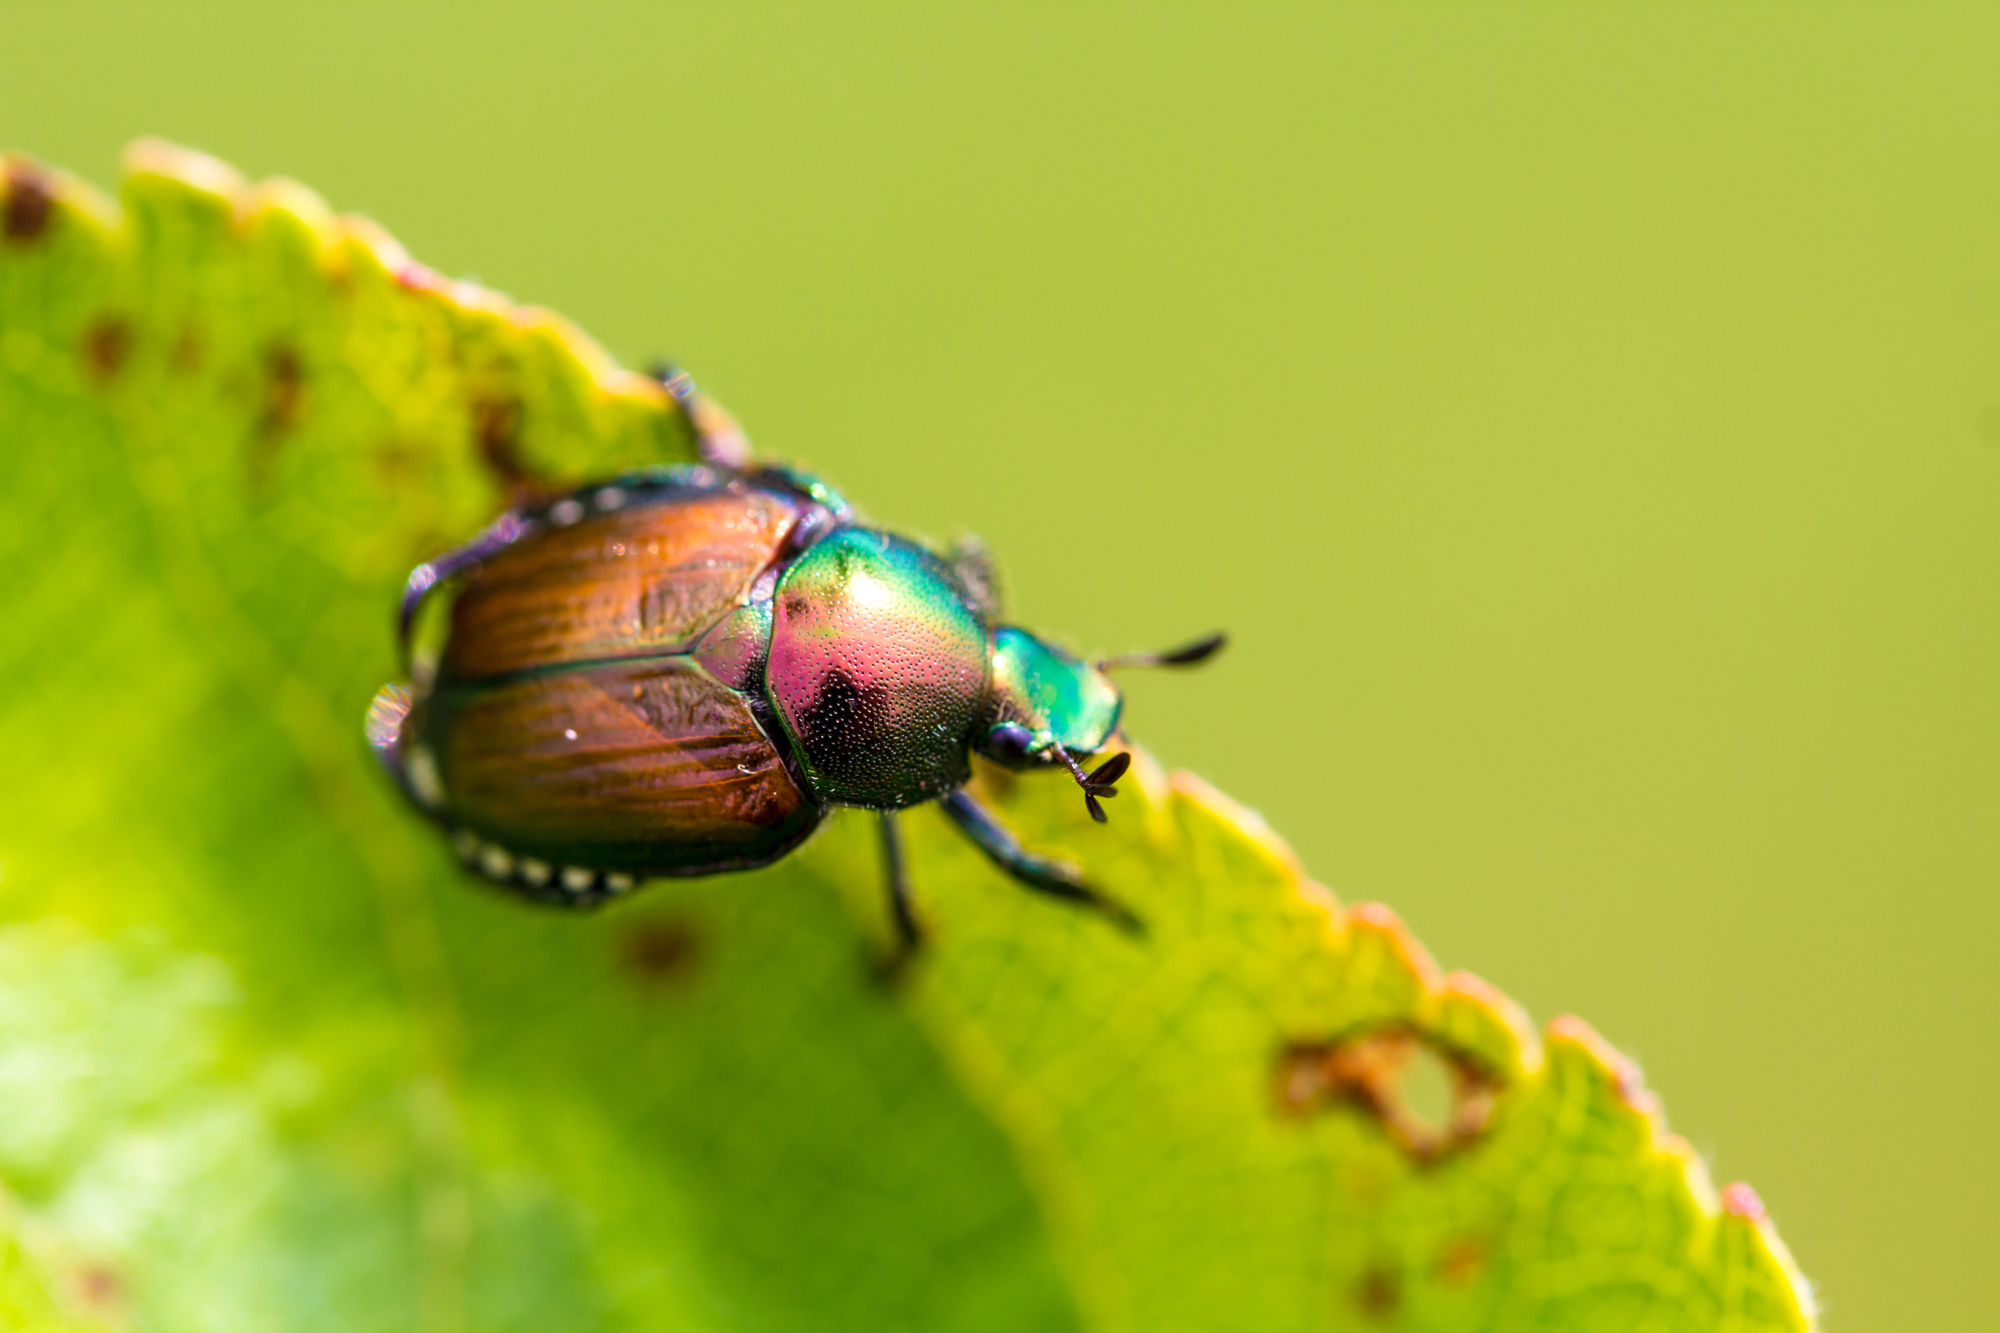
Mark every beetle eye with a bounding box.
[987,721,1039,763]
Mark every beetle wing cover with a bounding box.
[423,657,821,874]
[440,487,801,683]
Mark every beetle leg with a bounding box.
[650,362,752,469]
[396,509,539,662]
[942,533,1004,621]
[873,811,925,976]
[938,791,1145,937]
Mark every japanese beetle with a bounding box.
[366,368,1221,958]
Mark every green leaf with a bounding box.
[0,143,1814,1332]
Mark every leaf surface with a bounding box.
[0,144,1814,1333]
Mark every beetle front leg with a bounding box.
[876,811,924,974]
[938,791,1144,937]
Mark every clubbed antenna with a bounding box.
[1097,632,1227,672]
[1047,742,1132,824]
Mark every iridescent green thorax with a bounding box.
[766,527,988,808]
[982,626,1123,760]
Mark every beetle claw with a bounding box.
[1048,741,1132,823]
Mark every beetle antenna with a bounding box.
[1097,631,1227,672]
[1046,741,1131,824]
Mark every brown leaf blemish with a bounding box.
[472,396,556,506]
[261,342,304,435]
[81,316,133,381]
[1274,1026,1502,1163]
[1354,1265,1400,1322]
[474,396,526,480]
[3,163,54,243]
[1436,1234,1487,1286]
[71,1262,123,1314]
[618,917,703,990]
[245,342,305,494]
[372,440,421,485]
[170,325,204,375]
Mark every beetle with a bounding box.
[365,367,1221,961]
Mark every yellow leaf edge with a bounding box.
[0,139,701,479]
[886,747,1820,1330]
[1190,766,1813,1324]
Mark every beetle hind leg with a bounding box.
[650,362,752,469]
[873,812,925,978]
[938,791,1145,937]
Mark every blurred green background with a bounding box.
[3,2,1994,1327]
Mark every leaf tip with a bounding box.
[1546,1012,1661,1120]
[1438,968,1541,1076]
[1721,1180,1767,1223]
[122,137,244,201]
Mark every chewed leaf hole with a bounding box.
[1398,1039,1453,1131]
[1274,1027,1502,1163]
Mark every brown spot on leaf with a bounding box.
[1436,1234,1487,1286]
[262,342,304,435]
[71,1262,122,1313]
[81,316,133,381]
[245,342,306,494]
[373,440,421,485]
[475,397,526,479]
[1354,1265,1400,1322]
[619,917,703,990]
[1274,1026,1502,1163]
[3,163,54,243]
[170,325,204,374]
[472,396,556,506]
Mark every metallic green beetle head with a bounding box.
[974,625,1229,819]
[765,521,1226,821]
[974,626,1123,767]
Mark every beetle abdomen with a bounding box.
[439,486,804,683]
[418,657,822,877]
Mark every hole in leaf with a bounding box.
[1398,1039,1453,1134]
[1272,1025,1502,1163]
